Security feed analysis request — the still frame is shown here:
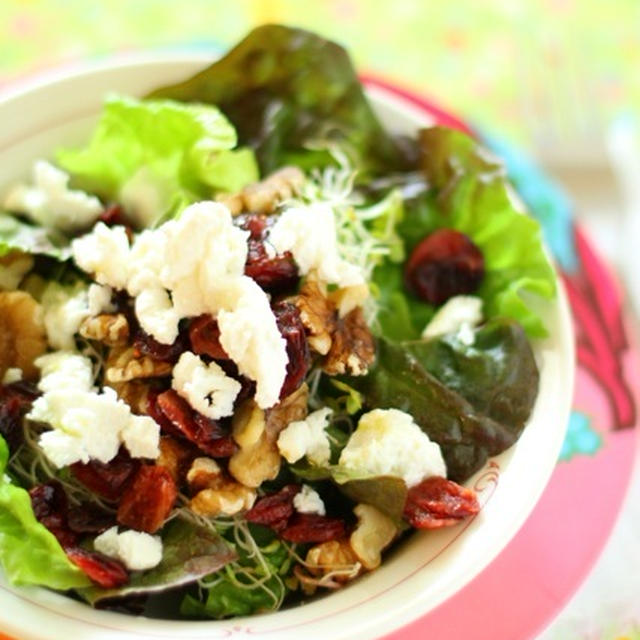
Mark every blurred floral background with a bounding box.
[0,0,637,147]
[1,2,639,639]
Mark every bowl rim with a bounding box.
[0,52,576,640]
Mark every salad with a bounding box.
[0,25,556,619]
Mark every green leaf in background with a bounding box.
[0,436,90,590]
[373,126,557,339]
[78,518,236,606]
[148,24,414,177]
[0,211,71,260]
[56,95,258,227]
[343,335,532,482]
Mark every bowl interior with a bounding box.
[0,56,575,640]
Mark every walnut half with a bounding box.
[216,167,305,216]
[0,291,46,381]
[187,457,256,517]
[105,346,172,383]
[323,307,375,377]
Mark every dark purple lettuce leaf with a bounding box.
[78,518,235,606]
[343,319,539,482]
[148,24,416,177]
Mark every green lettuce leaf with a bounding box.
[56,95,258,227]
[180,524,293,619]
[342,320,539,482]
[0,436,90,589]
[148,24,413,178]
[373,126,557,339]
[78,518,235,606]
[0,211,71,260]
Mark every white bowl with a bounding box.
[0,55,575,640]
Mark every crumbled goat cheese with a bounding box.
[339,408,446,488]
[2,160,102,233]
[0,254,33,291]
[293,484,326,516]
[269,202,366,289]
[71,201,288,409]
[72,223,131,290]
[277,407,333,466]
[29,352,160,467]
[94,526,162,571]
[217,277,287,409]
[35,352,94,392]
[421,295,483,345]
[172,352,241,420]
[2,368,23,384]
[87,283,115,316]
[41,281,90,351]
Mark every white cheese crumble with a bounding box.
[41,281,90,351]
[71,201,288,409]
[2,367,23,384]
[94,526,163,571]
[421,295,483,345]
[87,283,115,316]
[2,160,102,233]
[269,202,366,289]
[172,352,241,420]
[293,484,326,516]
[277,407,333,466]
[217,277,287,409]
[35,351,94,392]
[72,223,130,290]
[29,352,160,467]
[0,253,33,291]
[339,408,446,488]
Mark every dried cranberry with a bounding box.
[0,383,39,453]
[245,485,300,532]
[405,229,485,305]
[193,414,237,458]
[99,203,128,227]
[0,396,23,454]
[273,302,310,399]
[238,213,299,293]
[67,503,117,535]
[29,481,78,549]
[239,213,269,240]
[280,513,346,543]
[66,547,129,588]
[404,476,480,529]
[70,448,138,502]
[155,389,236,458]
[188,315,229,360]
[117,465,177,534]
[133,327,189,363]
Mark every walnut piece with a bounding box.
[216,167,305,216]
[349,504,397,570]
[0,291,46,381]
[156,435,194,484]
[293,278,336,356]
[228,399,281,488]
[187,457,256,517]
[323,307,375,376]
[105,346,172,383]
[264,383,309,441]
[306,539,361,580]
[79,313,129,346]
[108,380,151,415]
